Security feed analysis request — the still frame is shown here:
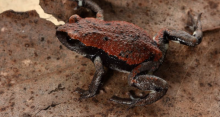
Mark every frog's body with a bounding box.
[57,15,163,72]
[56,0,203,107]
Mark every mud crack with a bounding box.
[48,84,65,94]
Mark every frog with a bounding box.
[56,0,203,107]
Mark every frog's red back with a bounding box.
[57,15,162,65]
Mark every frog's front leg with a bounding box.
[74,0,104,20]
[75,56,105,99]
[110,62,168,107]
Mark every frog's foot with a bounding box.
[110,75,168,107]
[186,11,202,32]
[110,91,142,108]
[75,87,95,99]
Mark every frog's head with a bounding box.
[56,15,82,51]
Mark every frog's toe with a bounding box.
[110,93,143,109]
[110,95,137,105]
[187,11,202,31]
[75,87,94,99]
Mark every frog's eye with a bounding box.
[69,14,82,23]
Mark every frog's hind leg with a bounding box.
[154,12,202,47]
[111,74,168,107]
[110,62,168,107]
[74,0,104,20]
[75,56,105,99]
[166,12,202,46]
